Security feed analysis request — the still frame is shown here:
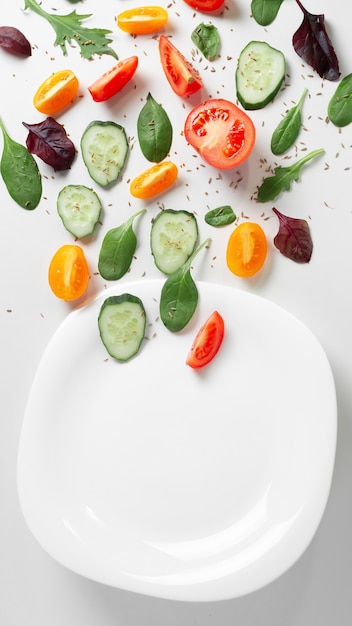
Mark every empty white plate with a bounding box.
[17,280,336,601]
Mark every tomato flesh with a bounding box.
[184,98,256,169]
[130,161,178,199]
[182,0,225,11]
[117,7,168,35]
[186,311,225,369]
[88,56,138,102]
[226,222,267,278]
[159,35,202,97]
[33,69,79,115]
[48,244,89,301]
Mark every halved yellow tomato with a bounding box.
[226,222,268,277]
[130,161,178,199]
[33,69,79,115]
[48,244,89,301]
[117,6,168,35]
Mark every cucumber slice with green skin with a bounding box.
[150,209,198,275]
[81,120,129,187]
[98,294,146,362]
[57,184,102,238]
[236,41,286,110]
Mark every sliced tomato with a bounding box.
[117,7,168,35]
[48,244,89,301]
[184,98,256,170]
[159,34,203,97]
[186,311,225,369]
[226,222,268,278]
[182,0,225,11]
[88,56,138,102]
[33,69,79,115]
[130,161,178,199]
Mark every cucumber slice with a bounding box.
[57,184,102,238]
[236,41,286,110]
[98,294,146,362]
[150,209,198,275]
[81,120,129,187]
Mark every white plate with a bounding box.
[17,279,336,601]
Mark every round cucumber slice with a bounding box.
[57,184,102,238]
[150,209,198,275]
[236,41,286,110]
[81,120,129,187]
[98,294,146,362]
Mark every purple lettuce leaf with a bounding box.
[272,207,313,263]
[23,117,76,171]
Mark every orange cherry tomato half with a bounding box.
[117,6,168,35]
[182,0,225,11]
[159,34,203,97]
[184,98,256,170]
[130,161,178,199]
[33,69,79,115]
[48,244,89,301]
[186,311,225,369]
[88,56,138,102]
[226,222,268,278]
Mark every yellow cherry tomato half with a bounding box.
[226,222,267,277]
[117,6,168,35]
[48,244,89,301]
[130,161,178,199]
[33,69,79,115]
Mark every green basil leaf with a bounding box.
[98,209,145,280]
[271,88,308,155]
[205,205,236,227]
[251,0,285,26]
[137,93,173,163]
[328,73,352,127]
[191,23,220,62]
[0,118,42,210]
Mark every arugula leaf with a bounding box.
[23,0,118,60]
[257,148,324,202]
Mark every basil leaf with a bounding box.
[137,93,172,163]
[251,0,284,26]
[160,238,211,333]
[271,88,308,155]
[273,207,313,263]
[205,205,236,227]
[328,73,352,127]
[0,118,42,210]
[191,23,220,62]
[98,209,145,280]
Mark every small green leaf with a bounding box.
[0,119,42,210]
[328,73,352,127]
[137,93,173,163]
[98,209,146,280]
[205,205,236,227]
[251,0,285,26]
[271,88,308,155]
[191,23,220,62]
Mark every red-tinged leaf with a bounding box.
[23,117,76,171]
[272,207,313,263]
[293,0,340,81]
[0,26,31,57]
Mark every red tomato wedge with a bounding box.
[186,311,225,369]
[182,0,225,11]
[159,34,203,97]
[88,56,138,102]
[184,98,256,170]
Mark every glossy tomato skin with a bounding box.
[186,311,225,369]
[117,7,168,35]
[33,69,79,115]
[130,161,178,199]
[226,222,267,278]
[159,35,203,97]
[182,0,225,11]
[88,56,138,102]
[184,98,256,170]
[48,244,89,301]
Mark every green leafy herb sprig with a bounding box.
[98,209,146,281]
[271,88,308,155]
[137,93,173,163]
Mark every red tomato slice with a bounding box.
[88,56,138,102]
[186,311,225,369]
[184,98,256,170]
[182,0,225,11]
[159,34,202,97]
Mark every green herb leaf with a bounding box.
[257,148,324,202]
[98,209,146,280]
[271,88,308,155]
[251,0,285,26]
[0,118,42,210]
[137,93,173,163]
[328,73,352,127]
[191,23,220,62]
[23,0,118,60]
[205,205,236,227]
[160,238,211,333]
